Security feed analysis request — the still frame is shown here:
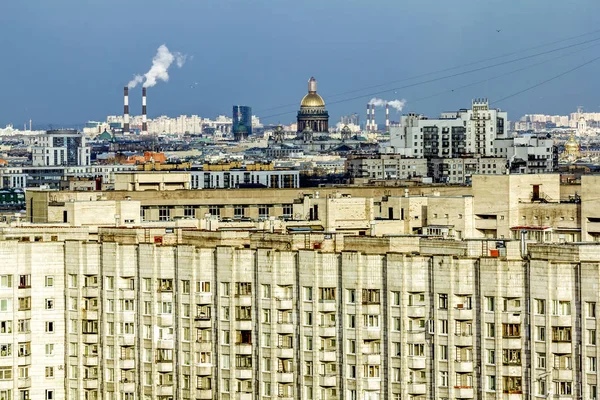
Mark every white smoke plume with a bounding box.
[369,97,407,112]
[127,44,187,88]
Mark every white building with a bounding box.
[494,134,557,174]
[31,129,91,167]
[389,99,508,158]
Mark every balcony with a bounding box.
[362,304,380,315]
[121,335,136,346]
[120,359,135,369]
[120,288,135,300]
[319,326,336,337]
[553,369,573,381]
[157,362,173,373]
[83,356,98,366]
[235,369,253,380]
[82,334,99,344]
[408,356,426,369]
[407,306,425,318]
[197,390,212,400]
[195,319,212,329]
[552,315,572,327]
[454,308,473,320]
[503,338,521,349]
[454,386,474,398]
[197,341,212,352]
[121,382,135,392]
[363,328,381,340]
[82,287,99,298]
[121,312,135,323]
[236,344,253,355]
[17,377,31,388]
[236,296,252,307]
[455,361,474,373]
[502,312,521,324]
[83,379,99,389]
[157,339,174,349]
[236,320,252,331]
[319,301,336,312]
[277,347,294,359]
[408,383,427,395]
[276,298,293,310]
[454,334,473,347]
[196,293,212,305]
[156,386,174,396]
[82,310,98,320]
[407,331,426,342]
[320,350,336,362]
[363,379,381,391]
[159,314,173,326]
[278,372,294,383]
[320,374,337,387]
[17,355,31,366]
[277,323,294,335]
[365,353,381,365]
[197,366,212,376]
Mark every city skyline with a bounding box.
[2,0,600,128]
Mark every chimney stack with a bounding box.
[142,87,148,134]
[385,103,390,131]
[123,87,130,132]
[371,104,376,132]
[366,104,371,132]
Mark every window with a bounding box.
[262,284,271,298]
[348,339,356,354]
[552,300,571,316]
[45,321,54,333]
[0,344,11,357]
[556,381,572,396]
[346,289,356,303]
[0,320,11,334]
[45,367,54,378]
[488,375,496,391]
[552,326,572,342]
[19,275,31,289]
[305,336,313,350]
[502,323,521,338]
[502,349,521,365]
[105,276,114,290]
[262,309,271,323]
[391,291,400,306]
[536,326,546,341]
[589,302,597,318]
[362,289,380,304]
[590,329,597,345]
[439,371,448,387]
[589,356,598,372]
[236,282,251,296]
[18,297,31,311]
[486,323,495,338]
[439,319,448,335]
[438,293,448,309]
[181,280,190,294]
[68,274,77,288]
[0,299,10,312]
[221,282,230,296]
[487,349,496,364]
[45,299,54,310]
[535,299,545,314]
[0,366,11,380]
[364,314,379,328]
[504,376,523,394]
[319,287,336,301]
[304,286,313,301]
[348,314,356,329]
[197,281,211,293]
[45,276,54,287]
[590,384,598,400]
[537,352,546,369]
[439,345,448,360]
[409,343,425,356]
[0,275,11,289]
[304,311,313,325]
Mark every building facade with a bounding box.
[0,234,599,400]
[32,129,91,167]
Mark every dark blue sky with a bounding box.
[1,0,600,128]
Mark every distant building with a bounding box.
[389,99,508,158]
[31,129,91,166]
[297,77,329,133]
[494,134,558,173]
[232,105,252,140]
[340,113,359,126]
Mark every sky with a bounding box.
[1,0,600,129]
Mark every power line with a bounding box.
[261,35,600,121]
[258,28,600,113]
[492,54,600,105]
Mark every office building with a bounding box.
[31,129,91,167]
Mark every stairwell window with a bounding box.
[552,300,571,316]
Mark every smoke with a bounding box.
[127,44,187,88]
[369,97,407,112]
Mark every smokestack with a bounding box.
[366,104,370,132]
[371,104,376,132]
[385,103,390,131]
[142,87,148,134]
[123,87,130,132]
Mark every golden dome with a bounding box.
[564,134,579,155]
[301,93,325,107]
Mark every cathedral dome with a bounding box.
[564,134,579,155]
[301,93,325,108]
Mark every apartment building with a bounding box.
[0,233,599,400]
[345,156,428,180]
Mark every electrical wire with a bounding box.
[257,28,600,113]
[260,35,600,121]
